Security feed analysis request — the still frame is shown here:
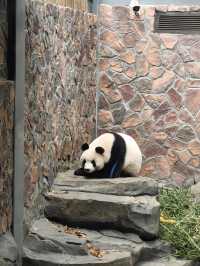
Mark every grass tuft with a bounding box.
[159,187,200,261]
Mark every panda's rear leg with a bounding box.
[122,164,140,177]
[120,170,135,177]
[106,161,122,178]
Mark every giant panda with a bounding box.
[74,132,142,178]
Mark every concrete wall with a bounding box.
[98,4,200,186]
[25,0,97,225]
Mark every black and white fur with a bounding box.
[74,132,142,178]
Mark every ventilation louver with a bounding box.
[155,11,200,34]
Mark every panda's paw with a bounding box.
[74,168,85,176]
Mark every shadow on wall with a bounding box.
[24,0,97,225]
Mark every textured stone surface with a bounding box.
[54,170,158,196]
[23,218,171,266]
[0,233,18,265]
[98,4,200,185]
[23,250,131,266]
[185,88,200,115]
[0,81,14,234]
[135,257,195,266]
[0,1,7,79]
[23,219,132,266]
[45,190,160,240]
[25,0,97,219]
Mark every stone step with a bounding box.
[45,171,160,240]
[22,218,132,266]
[23,249,131,266]
[135,257,196,266]
[53,171,158,197]
[45,192,160,241]
[23,218,170,266]
[0,233,18,266]
[45,193,159,240]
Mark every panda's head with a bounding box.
[80,143,105,173]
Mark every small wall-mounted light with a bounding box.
[129,0,140,16]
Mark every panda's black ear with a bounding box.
[95,146,105,155]
[81,143,89,151]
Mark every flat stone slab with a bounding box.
[0,233,18,265]
[136,257,195,266]
[53,171,158,197]
[23,219,132,266]
[23,219,170,266]
[45,190,160,240]
[23,250,132,266]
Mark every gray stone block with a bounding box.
[23,219,171,266]
[23,219,133,265]
[0,233,17,262]
[23,251,132,266]
[54,171,159,197]
[45,190,160,240]
[0,233,17,265]
[135,257,195,266]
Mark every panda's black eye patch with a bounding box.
[91,160,96,168]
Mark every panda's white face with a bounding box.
[80,146,105,173]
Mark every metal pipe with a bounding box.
[13,0,25,264]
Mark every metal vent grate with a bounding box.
[155,11,200,34]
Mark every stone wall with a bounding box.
[98,4,200,186]
[0,0,13,235]
[25,0,97,215]
[0,81,14,234]
[0,0,7,79]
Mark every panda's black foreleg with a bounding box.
[74,168,103,178]
[74,164,124,178]
[74,168,86,176]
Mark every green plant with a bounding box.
[159,188,200,261]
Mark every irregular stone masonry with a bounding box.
[25,0,97,217]
[0,81,14,234]
[98,4,200,186]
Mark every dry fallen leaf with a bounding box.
[86,241,105,258]
[64,226,87,238]
[62,225,105,258]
